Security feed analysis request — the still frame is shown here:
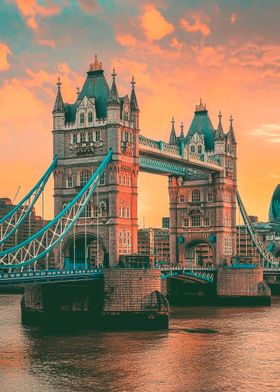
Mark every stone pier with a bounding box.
[216,266,271,305]
[21,268,169,330]
[103,269,169,330]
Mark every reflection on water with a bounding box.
[0,295,279,392]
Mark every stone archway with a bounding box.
[62,232,108,269]
[184,239,215,266]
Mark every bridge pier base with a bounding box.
[216,266,271,306]
[21,269,169,330]
[102,269,169,330]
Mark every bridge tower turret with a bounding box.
[52,57,139,268]
[168,101,237,266]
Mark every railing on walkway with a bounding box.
[0,268,103,285]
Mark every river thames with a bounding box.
[0,294,279,392]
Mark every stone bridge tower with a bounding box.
[168,101,237,266]
[52,56,139,267]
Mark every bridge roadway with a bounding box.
[0,266,279,286]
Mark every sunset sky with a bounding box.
[0,0,280,226]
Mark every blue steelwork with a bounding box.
[161,269,214,283]
[0,265,279,286]
[0,156,57,245]
[0,149,112,268]
[0,268,103,286]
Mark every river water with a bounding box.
[0,295,279,392]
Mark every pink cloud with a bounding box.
[14,0,60,30]
[0,43,12,71]
[180,13,211,37]
[140,4,174,41]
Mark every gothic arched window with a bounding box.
[66,177,73,188]
[88,111,93,123]
[192,189,201,203]
[80,112,85,125]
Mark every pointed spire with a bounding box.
[195,98,207,112]
[52,76,64,113]
[130,76,139,112]
[89,54,103,72]
[180,121,184,139]
[107,68,120,105]
[215,110,225,140]
[169,116,177,145]
[227,114,237,144]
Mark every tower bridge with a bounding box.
[0,56,277,328]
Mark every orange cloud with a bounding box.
[140,4,174,41]
[116,33,137,47]
[230,13,237,24]
[0,43,12,71]
[14,0,60,30]
[180,14,211,37]
[170,37,183,50]
[0,63,83,218]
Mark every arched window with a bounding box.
[192,189,201,203]
[88,111,93,123]
[73,134,78,144]
[120,205,124,217]
[88,132,93,142]
[190,145,195,153]
[191,214,201,227]
[80,112,85,125]
[95,130,101,142]
[66,177,73,188]
[80,132,85,143]
[99,173,105,186]
[126,206,130,218]
[198,145,202,154]
[100,201,107,217]
[80,170,91,186]
[183,218,189,227]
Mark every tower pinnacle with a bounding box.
[130,76,139,112]
[52,76,64,114]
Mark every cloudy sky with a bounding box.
[0,0,280,225]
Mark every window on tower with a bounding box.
[80,112,85,125]
[192,189,201,203]
[66,177,73,188]
[88,111,93,123]
[191,214,201,227]
[80,170,91,186]
[88,132,93,142]
[179,195,185,204]
[99,173,105,186]
[95,130,101,142]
